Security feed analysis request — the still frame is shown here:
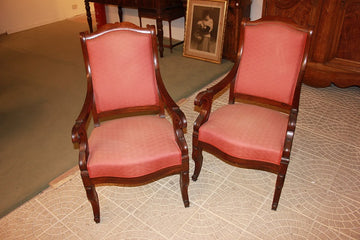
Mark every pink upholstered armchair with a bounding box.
[71,22,189,223]
[192,17,313,210]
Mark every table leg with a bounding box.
[118,6,123,22]
[85,1,93,32]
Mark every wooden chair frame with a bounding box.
[192,17,313,210]
[71,22,189,223]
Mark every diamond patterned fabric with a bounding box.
[199,103,289,164]
[87,115,181,178]
[234,22,308,105]
[86,30,159,113]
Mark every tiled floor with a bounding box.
[1,82,359,239]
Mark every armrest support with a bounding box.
[156,73,188,156]
[71,88,93,171]
[281,108,298,163]
[71,87,93,144]
[195,67,237,107]
[194,66,237,130]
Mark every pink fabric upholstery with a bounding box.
[86,30,159,113]
[87,115,181,178]
[199,104,289,164]
[234,22,308,105]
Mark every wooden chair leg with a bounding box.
[81,172,100,223]
[272,164,288,210]
[85,185,100,223]
[192,144,203,181]
[180,170,190,207]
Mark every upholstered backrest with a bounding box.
[234,21,308,105]
[85,28,159,113]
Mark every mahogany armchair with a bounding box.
[192,17,313,210]
[71,22,189,223]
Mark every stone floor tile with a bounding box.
[133,186,199,239]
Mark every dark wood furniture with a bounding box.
[192,17,312,210]
[71,22,189,223]
[138,6,185,52]
[262,0,360,87]
[222,0,252,61]
[84,0,185,57]
[181,0,252,61]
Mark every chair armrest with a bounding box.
[71,89,93,145]
[171,106,187,129]
[194,67,237,129]
[155,72,188,155]
[156,72,187,129]
[281,108,298,163]
[168,106,188,157]
[71,89,93,171]
[195,66,237,105]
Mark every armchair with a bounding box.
[71,22,189,223]
[192,17,313,210]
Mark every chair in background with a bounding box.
[192,17,312,210]
[138,6,185,53]
[71,22,189,223]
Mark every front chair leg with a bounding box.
[272,164,288,210]
[192,145,203,181]
[180,170,190,207]
[85,186,100,223]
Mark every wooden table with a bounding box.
[84,0,184,57]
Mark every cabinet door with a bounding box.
[262,0,322,59]
[306,0,360,87]
[263,0,360,87]
[325,0,360,72]
[262,0,322,28]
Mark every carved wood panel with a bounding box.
[222,0,252,61]
[336,1,360,62]
[263,0,322,28]
[263,0,360,87]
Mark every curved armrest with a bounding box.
[156,71,187,130]
[194,66,237,129]
[71,88,93,145]
[71,88,93,171]
[155,72,188,155]
[171,106,187,129]
[281,108,298,163]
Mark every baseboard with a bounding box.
[49,166,79,188]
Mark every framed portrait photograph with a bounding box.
[183,0,228,63]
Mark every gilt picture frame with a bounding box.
[183,0,228,63]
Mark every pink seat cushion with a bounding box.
[199,104,289,165]
[87,115,181,178]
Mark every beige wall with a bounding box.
[0,0,89,34]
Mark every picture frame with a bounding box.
[183,0,228,64]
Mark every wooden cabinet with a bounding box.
[222,0,252,61]
[262,0,360,87]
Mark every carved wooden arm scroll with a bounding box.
[194,66,238,130]
[71,85,93,170]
